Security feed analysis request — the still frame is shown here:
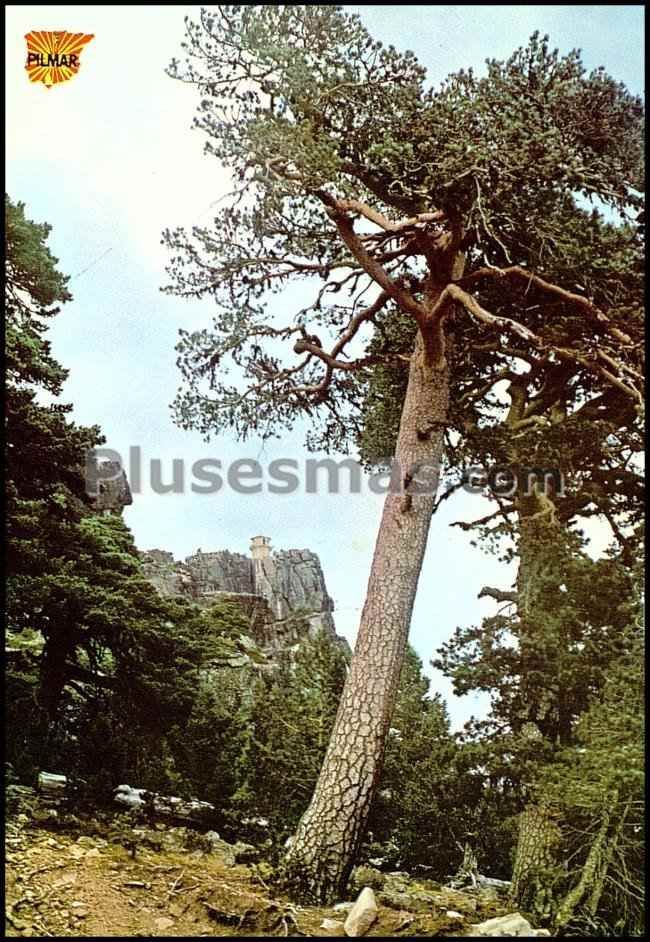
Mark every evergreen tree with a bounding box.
[545,567,644,935]
[5,194,104,721]
[436,541,643,923]
[5,196,254,789]
[365,648,500,879]
[66,594,254,795]
[164,7,643,900]
[230,630,349,839]
[352,117,643,916]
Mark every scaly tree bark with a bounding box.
[165,7,644,902]
[510,803,562,918]
[283,327,451,897]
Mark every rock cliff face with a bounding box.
[140,537,338,651]
[86,462,341,654]
[90,461,133,515]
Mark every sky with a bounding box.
[6,4,644,728]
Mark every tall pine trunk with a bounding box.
[282,325,450,902]
[509,487,563,917]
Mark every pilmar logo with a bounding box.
[25,31,94,88]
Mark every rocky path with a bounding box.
[6,819,324,937]
[5,801,543,937]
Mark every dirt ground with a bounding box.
[5,815,504,938]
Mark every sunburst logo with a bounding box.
[25,31,94,89]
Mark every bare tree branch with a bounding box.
[315,191,429,324]
[478,586,518,603]
[458,265,635,346]
[440,284,643,404]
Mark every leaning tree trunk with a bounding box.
[282,326,450,903]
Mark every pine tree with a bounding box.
[164,9,643,899]
[5,196,264,794]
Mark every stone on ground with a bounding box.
[471,912,538,936]
[344,887,378,937]
[320,917,345,930]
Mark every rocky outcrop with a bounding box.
[185,550,255,597]
[89,461,133,515]
[139,550,194,599]
[252,548,336,637]
[140,536,340,653]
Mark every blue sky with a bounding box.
[6,5,644,727]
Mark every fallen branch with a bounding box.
[166,869,185,898]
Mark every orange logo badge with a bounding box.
[25,31,94,88]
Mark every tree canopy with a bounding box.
[164,9,643,448]
[162,6,645,904]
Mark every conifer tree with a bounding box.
[164,8,643,899]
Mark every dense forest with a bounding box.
[5,6,645,938]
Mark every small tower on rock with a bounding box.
[250,535,272,560]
